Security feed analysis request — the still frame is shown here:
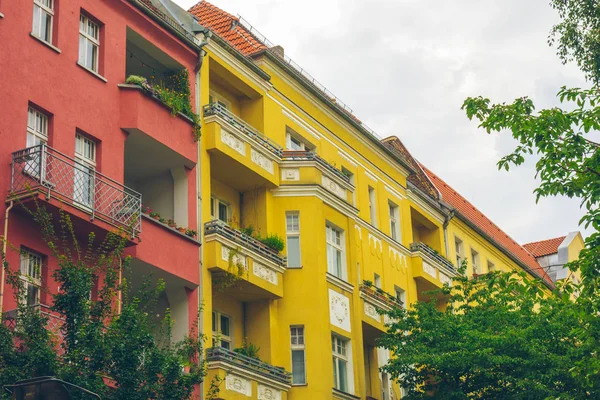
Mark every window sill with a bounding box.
[326,272,354,293]
[0,12,4,18]
[292,383,308,387]
[29,33,61,54]
[76,62,107,83]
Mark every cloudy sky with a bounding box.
[175,0,589,243]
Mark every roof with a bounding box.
[423,167,554,286]
[523,236,566,258]
[188,1,266,56]
[381,136,440,201]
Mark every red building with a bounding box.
[0,0,204,343]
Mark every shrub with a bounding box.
[259,233,285,253]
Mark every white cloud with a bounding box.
[175,0,589,242]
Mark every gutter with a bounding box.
[209,34,271,81]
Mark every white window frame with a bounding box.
[212,310,232,349]
[487,260,496,273]
[326,223,346,281]
[286,212,301,268]
[19,248,43,307]
[210,197,230,223]
[374,273,381,289]
[455,236,464,268]
[388,200,400,242]
[74,133,96,208]
[32,0,54,44]
[471,248,480,274]
[332,335,349,393]
[285,127,313,152]
[368,186,377,228]
[290,325,306,385]
[209,90,232,110]
[79,14,100,72]
[394,286,406,307]
[27,106,48,147]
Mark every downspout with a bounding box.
[0,201,14,319]
[442,208,455,261]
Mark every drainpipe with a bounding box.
[442,208,455,260]
[0,201,14,319]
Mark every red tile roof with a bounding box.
[523,236,566,258]
[188,1,266,56]
[422,167,554,286]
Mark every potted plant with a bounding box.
[363,280,373,288]
[177,226,186,234]
[185,229,197,239]
[167,219,177,228]
[142,206,152,215]
[159,217,166,224]
[149,211,160,220]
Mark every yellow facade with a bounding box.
[196,30,558,400]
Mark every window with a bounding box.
[32,0,54,44]
[286,212,301,268]
[74,133,96,208]
[341,167,355,205]
[19,248,43,307]
[326,224,346,280]
[27,107,48,147]
[332,335,349,392]
[388,201,400,242]
[395,286,406,307]
[455,237,464,267]
[487,260,496,273]
[471,248,480,274]
[79,14,100,72]
[374,273,381,289]
[285,127,313,152]
[212,311,231,349]
[210,197,230,223]
[209,90,231,110]
[291,326,306,384]
[368,186,377,227]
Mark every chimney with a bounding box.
[271,45,284,58]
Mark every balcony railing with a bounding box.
[203,102,283,157]
[282,150,352,185]
[10,145,142,236]
[3,304,64,354]
[205,220,286,266]
[410,242,455,272]
[359,283,403,309]
[206,347,291,385]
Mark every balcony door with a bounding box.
[74,134,96,209]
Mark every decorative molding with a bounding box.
[338,149,358,167]
[221,130,246,156]
[281,168,300,181]
[282,108,322,140]
[389,247,408,270]
[251,148,274,174]
[364,301,381,322]
[226,374,252,396]
[364,169,379,182]
[368,233,383,259]
[422,261,437,278]
[439,273,452,286]
[272,186,359,218]
[221,246,248,268]
[385,183,406,200]
[206,233,286,274]
[253,262,278,285]
[329,289,351,332]
[322,175,346,199]
[258,384,281,400]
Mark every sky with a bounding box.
[175,0,589,244]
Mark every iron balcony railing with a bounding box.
[282,150,353,185]
[3,304,64,354]
[206,346,291,385]
[410,242,456,272]
[10,145,142,236]
[205,220,286,267]
[203,102,283,157]
[359,283,404,309]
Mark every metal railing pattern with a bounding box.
[205,220,286,266]
[282,150,352,185]
[359,284,404,309]
[410,242,456,272]
[3,304,64,355]
[10,145,142,236]
[206,346,291,385]
[203,103,283,157]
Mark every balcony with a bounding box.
[206,347,291,398]
[410,242,456,293]
[3,304,64,354]
[119,84,197,163]
[204,220,286,301]
[281,150,355,203]
[203,103,282,190]
[359,283,402,332]
[9,145,141,237]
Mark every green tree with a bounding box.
[0,204,205,399]
[378,269,592,399]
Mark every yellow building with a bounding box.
[185,2,560,399]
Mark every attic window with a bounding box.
[285,127,314,151]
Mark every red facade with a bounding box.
[0,0,201,335]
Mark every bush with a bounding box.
[259,233,285,253]
[125,75,148,86]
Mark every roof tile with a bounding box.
[523,236,566,258]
